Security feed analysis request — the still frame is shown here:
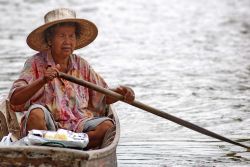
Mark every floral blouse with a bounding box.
[9,50,108,132]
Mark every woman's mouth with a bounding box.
[62,47,71,52]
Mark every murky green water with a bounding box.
[0,0,250,166]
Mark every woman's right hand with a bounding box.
[43,64,61,83]
[10,64,61,106]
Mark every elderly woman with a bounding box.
[9,8,135,149]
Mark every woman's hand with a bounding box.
[106,85,135,104]
[10,64,61,106]
[43,64,60,83]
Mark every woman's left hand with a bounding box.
[114,85,135,103]
[106,85,135,104]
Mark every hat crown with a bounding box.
[44,8,76,24]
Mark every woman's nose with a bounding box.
[64,36,71,43]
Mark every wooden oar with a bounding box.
[59,72,249,150]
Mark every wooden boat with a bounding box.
[0,98,120,167]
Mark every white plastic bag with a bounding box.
[24,129,89,149]
[0,133,13,146]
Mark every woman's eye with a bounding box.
[70,34,76,38]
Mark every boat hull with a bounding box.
[0,98,119,167]
[0,145,117,167]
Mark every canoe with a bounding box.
[0,98,120,167]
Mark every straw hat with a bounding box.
[26,8,98,51]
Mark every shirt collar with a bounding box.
[45,50,77,70]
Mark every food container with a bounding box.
[24,129,89,149]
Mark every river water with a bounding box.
[0,0,250,166]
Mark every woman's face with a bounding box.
[50,25,77,59]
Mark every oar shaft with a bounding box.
[132,101,249,149]
[59,72,249,149]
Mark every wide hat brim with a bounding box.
[26,18,98,51]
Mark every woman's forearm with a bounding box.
[10,77,46,105]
